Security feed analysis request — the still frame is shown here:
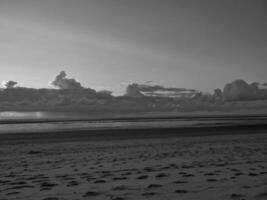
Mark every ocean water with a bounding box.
[0,112,266,134]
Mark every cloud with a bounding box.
[213,88,223,101]
[125,84,144,97]
[223,80,267,101]
[0,73,267,113]
[51,71,83,89]
[1,80,18,89]
[125,83,198,98]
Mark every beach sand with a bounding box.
[0,127,267,200]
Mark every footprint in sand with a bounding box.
[206,178,218,182]
[248,173,258,176]
[137,175,149,180]
[6,191,20,196]
[67,180,79,187]
[110,197,125,200]
[147,184,162,189]
[231,169,240,172]
[121,172,132,176]
[142,192,157,196]
[173,180,188,184]
[182,173,194,178]
[27,150,42,155]
[204,172,215,176]
[175,189,188,194]
[112,185,128,191]
[94,179,106,184]
[40,182,58,191]
[254,193,267,199]
[143,167,156,172]
[234,172,244,176]
[83,191,100,197]
[155,173,169,178]
[6,185,34,190]
[41,182,58,187]
[230,193,245,199]
[241,185,250,189]
[113,177,128,181]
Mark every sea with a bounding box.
[0,111,267,134]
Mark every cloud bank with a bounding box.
[0,71,267,113]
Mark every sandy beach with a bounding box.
[0,126,267,200]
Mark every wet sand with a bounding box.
[0,126,267,200]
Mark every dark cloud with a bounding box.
[223,80,267,101]
[2,80,18,89]
[51,71,83,89]
[223,80,256,101]
[125,84,144,97]
[213,88,223,101]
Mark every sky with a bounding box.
[0,0,266,95]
